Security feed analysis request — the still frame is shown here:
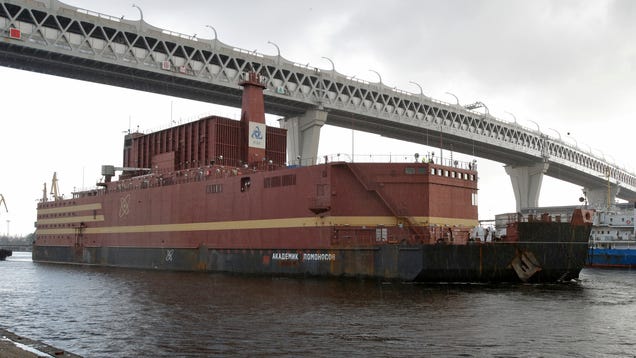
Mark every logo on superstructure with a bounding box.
[251,126,263,140]
[248,122,266,149]
[119,194,131,217]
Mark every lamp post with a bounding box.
[206,25,218,50]
[504,111,517,125]
[131,4,143,21]
[205,25,218,40]
[267,41,280,64]
[444,92,459,105]
[321,56,335,71]
[547,128,561,141]
[528,119,541,133]
[369,69,382,84]
[267,41,280,57]
[409,81,424,96]
[566,132,578,148]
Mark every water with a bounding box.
[1,252,635,357]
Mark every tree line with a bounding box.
[0,233,34,247]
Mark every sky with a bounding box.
[1,0,635,236]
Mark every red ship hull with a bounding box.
[34,162,590,283]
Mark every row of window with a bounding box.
[404,167,476,181]
[206,184,223,194]
[206,174,298,194]
[264,174,297,188]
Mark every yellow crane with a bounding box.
[41,172,62,202]
[0,194,7,213]
[51,172,62,201]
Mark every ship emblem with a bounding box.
[165,249,174,262]
[119,194,131,217]
[251,125,263,140]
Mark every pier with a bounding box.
[0,328,81,357]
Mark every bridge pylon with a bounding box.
[279,109,327,166]
[584,185,620,210]
[505,161,550,211]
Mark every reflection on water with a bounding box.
[1,252,635,357]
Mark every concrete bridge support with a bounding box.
[505,161,550,211]
[584,185,620,209]
[279,109,327,166]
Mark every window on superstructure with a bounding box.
[471,192,478,206]
[282,174,296,186]
[405,167,415,175]
[206,184,223,194]
[431,168,436,175]
[240,177,251,192]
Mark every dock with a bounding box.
[0,328,81,357]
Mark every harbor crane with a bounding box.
[42,172,62,202]
[0,194,7,213]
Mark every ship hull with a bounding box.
[0,249,11,261]
[587,248,636,269]
[34,228,589,283]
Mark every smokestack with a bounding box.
[239,72,267,166]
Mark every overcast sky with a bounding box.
[1,0,634,235]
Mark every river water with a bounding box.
[1,251,635,357]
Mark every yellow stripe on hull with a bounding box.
[38,203,102,215]
[35,216,478,235]
[37,215,105,225]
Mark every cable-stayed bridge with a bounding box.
[1,0,634,210]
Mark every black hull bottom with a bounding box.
[0,249,11,261]
[33,241,588,283]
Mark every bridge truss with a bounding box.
[1,0,635,201]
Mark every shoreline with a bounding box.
[0,328,81,358]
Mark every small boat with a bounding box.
[587,203,636,268]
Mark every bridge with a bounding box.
[1,0,634,210]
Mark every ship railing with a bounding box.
[314,154,477,170]
[71,187,106,199]
[103,162,291,193]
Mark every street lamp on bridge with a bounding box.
[504,111,517,125]
[267,41,281,64]
[205,25,218,50]
[369,69,383,84]
[547,128,562,141]
[528,119,541,133]
[321,57,335,72]
[444,92,459,105]
[132,4,144,21]
[409,81,424,96]
[566,132,578,148]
